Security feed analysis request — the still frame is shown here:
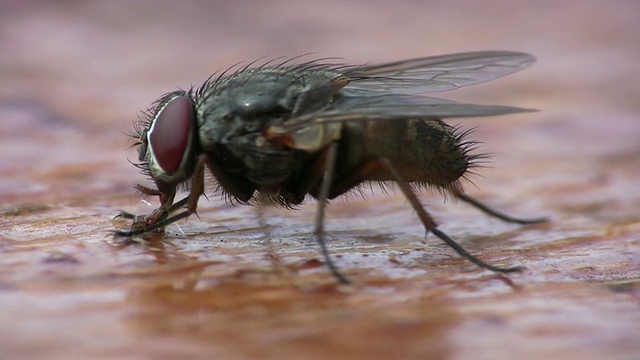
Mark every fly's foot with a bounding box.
[113,207,170,237]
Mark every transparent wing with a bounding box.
[280,93,536,131]
[345,51,535,94]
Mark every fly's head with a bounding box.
[132,90,199,193]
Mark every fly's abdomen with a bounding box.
[339,119,475,188]
[404,119,472,185]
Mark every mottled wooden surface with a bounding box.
[1,1,639,359]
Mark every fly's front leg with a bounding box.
[115,184,177,232]
[115,155,207,237]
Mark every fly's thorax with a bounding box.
[222,133,309,191]
[265,122,343,152]
[195,91,290,149]
[194,67,345,151]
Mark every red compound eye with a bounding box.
[148,95,194,174]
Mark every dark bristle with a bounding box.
[194,56,352,102]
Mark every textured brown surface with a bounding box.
[1,1,639,359]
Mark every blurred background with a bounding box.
[2,0,639,205]
[1,1,639,359]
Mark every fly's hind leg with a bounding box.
[327,157,523,274]
[450,187,547,225]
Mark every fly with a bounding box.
[115,51,546,283]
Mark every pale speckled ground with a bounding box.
[1,1,639,359]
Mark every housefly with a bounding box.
[115,51,546,283]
